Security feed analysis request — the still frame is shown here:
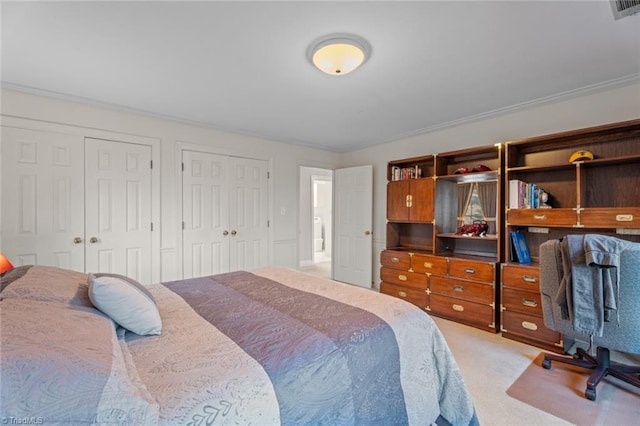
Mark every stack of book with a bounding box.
[391,165,422,181]
[508,179,545,209]
[510,231,531,264]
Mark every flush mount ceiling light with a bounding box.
[307,34,371,76]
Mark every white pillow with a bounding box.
[88,273,162,335]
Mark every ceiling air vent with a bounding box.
[611,0,640,19]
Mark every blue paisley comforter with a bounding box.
[125,266,478,426]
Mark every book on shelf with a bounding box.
[391,165,422,181]
[510,231,531,264]
[508,179,546,209]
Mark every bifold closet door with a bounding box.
[1,127,85,271]
[182,150,268,279]
[84,138,153,283]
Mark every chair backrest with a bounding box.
[539,238,640,354]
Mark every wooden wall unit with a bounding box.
[431,145,503,332]
[501,118,640,353]
[381,118,639,345]
[381,145,503,333]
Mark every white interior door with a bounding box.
[228,156,269,272]
[182,151,269,278]
[333,165,373,288]
[85,138,152,283]
[182,150,230,278]
[1,127,85,270]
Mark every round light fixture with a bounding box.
[307,34,371,76]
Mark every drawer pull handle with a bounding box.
[464,267,476,274]
[521,321,538,331]
[406,195,413,208]
[423,262,433,269]
[616,214,633,222]
[533,214,547,220]
[398,274,407,281]
[391,257,400,263]
[398,291,407,298]
[522,275,537,283]
[452,304,464,312]
[521,298,538,308]
[453,285,464,292]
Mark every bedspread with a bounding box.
[125,267,478,426]
[1,264,476,425]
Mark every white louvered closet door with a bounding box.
[84,138,153,283]
[1,127,85,271]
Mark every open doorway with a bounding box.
[299,167,333,279]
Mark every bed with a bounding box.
[1,265,478,425]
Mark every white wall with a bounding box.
[1,88,341,282]
[340,81,640,287]
[3,81,639,286]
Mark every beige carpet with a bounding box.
[507,353,640,425]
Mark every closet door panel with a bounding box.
[228,157,269,272]
[1,127,84,271]
[85,138,152,283]
[182,150,230,278]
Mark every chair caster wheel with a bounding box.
[542,358,552,369]
[585,387,596,401]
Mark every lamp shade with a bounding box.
[0,253,14,274]
[308,34,371,76]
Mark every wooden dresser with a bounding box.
[429,257,497,332]
[500,263,565,352]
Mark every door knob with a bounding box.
[89,237,98,244]
[364,230,372,235]
[230,230,237,236]
[73,237,83,244]
[223,230,229,236]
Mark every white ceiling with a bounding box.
[2,1,639,153]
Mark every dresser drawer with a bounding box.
[380,250,411,270]
[501,310,561,345]
[580,207,640,229]
[411,253,447,275]
[380,282,427,308]
[501,264,540,291]
[502,288,543,316]
[507,208,577,227]
[429,294,494,327]
[430,275,494,305]
[448,258,495,283]
[380,267,426,290]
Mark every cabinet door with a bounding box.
[1,127,85,271]
[409,178,434,222]
[387,180,409,221]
